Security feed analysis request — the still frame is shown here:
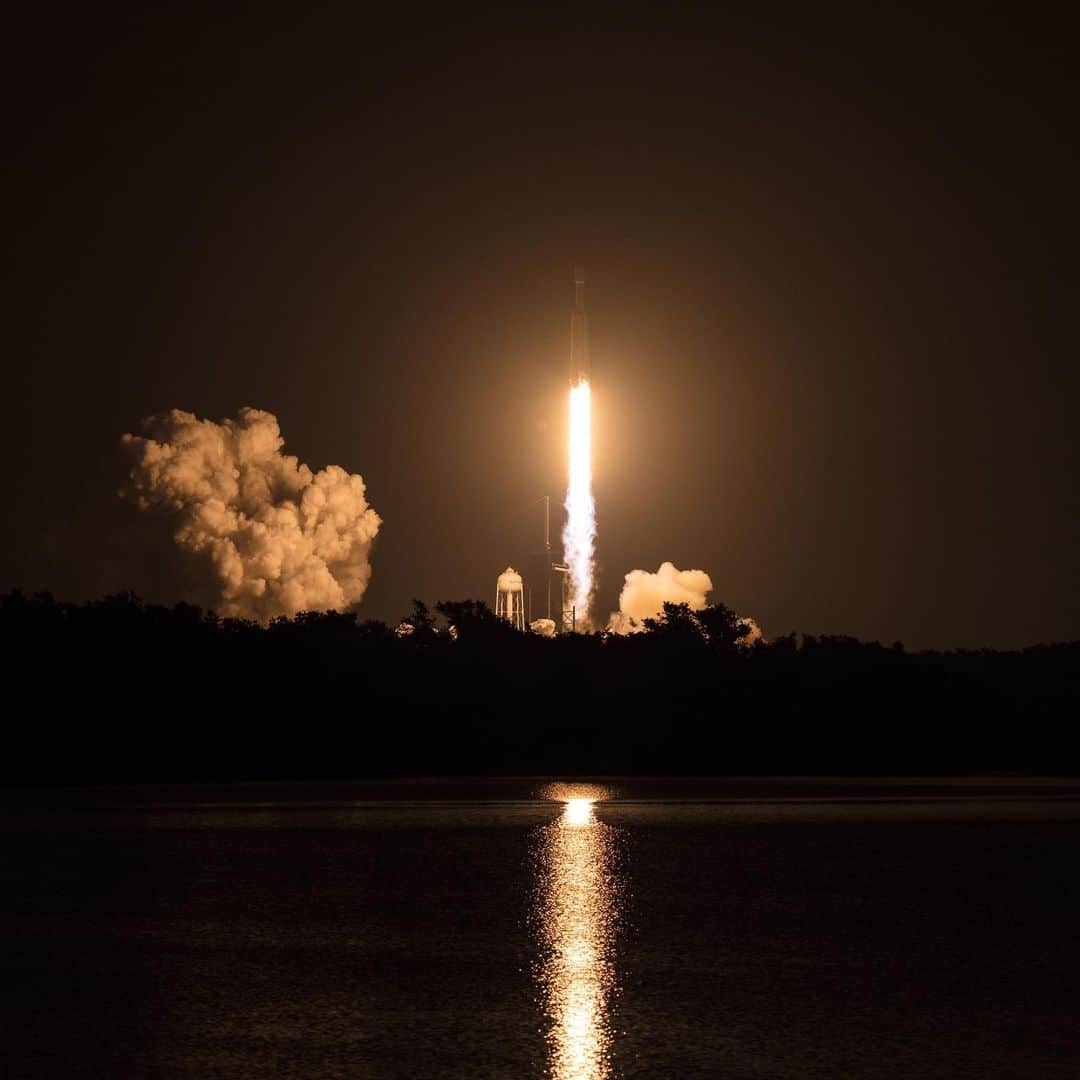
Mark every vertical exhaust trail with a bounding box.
[564,378,595,628]
[563,266,595,628]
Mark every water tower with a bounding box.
[496,567,525,630]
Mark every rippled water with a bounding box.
[534,787,621,1080]
[2,778,1079,1078]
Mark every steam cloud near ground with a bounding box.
[121,408,381,623]
[608,560,763,642]
[607,561,712,633]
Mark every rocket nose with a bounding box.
[574,265,585,285]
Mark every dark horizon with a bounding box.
[3,8,1077,650]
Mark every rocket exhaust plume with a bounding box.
[120,407,381,623]
[562,266,596,629]
[564,379,595,627]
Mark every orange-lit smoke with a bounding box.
[120,407,381,622]
[610,561,713,631]
[563,378,596,628]
[607,560,764,642]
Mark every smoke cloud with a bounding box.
[606,561,764,644]
[609,561,713,633]
[120,407,381,622]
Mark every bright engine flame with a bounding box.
[563,378,595,628]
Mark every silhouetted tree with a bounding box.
[642,602,706,645]
[435,599,516,645]
[697,602,753,655]
[400,599,438,646]
[1,588,1078,781]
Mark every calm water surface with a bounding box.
[2,778,1079,1078]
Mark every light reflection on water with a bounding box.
[534,785,620,1080]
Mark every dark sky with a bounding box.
[3,6,1077,649]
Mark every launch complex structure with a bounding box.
[536,266,591,633]
[496,266,591,634]
[545,493,573,633]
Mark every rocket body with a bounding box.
[570,265,590,385]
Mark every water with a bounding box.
[2,778,1079,1078]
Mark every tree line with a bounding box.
[2,590,1077,782]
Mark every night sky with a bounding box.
[4,7,1077,649]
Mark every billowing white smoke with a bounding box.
[120,407,381,622]
[607,560,763,643]
[609,561,713,633]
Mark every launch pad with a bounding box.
[495,267,593,634]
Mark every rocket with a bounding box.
[570,264,590,385]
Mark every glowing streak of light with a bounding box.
[564,798,593,828]
[563,378,595,629]
[536,796,619,1080]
